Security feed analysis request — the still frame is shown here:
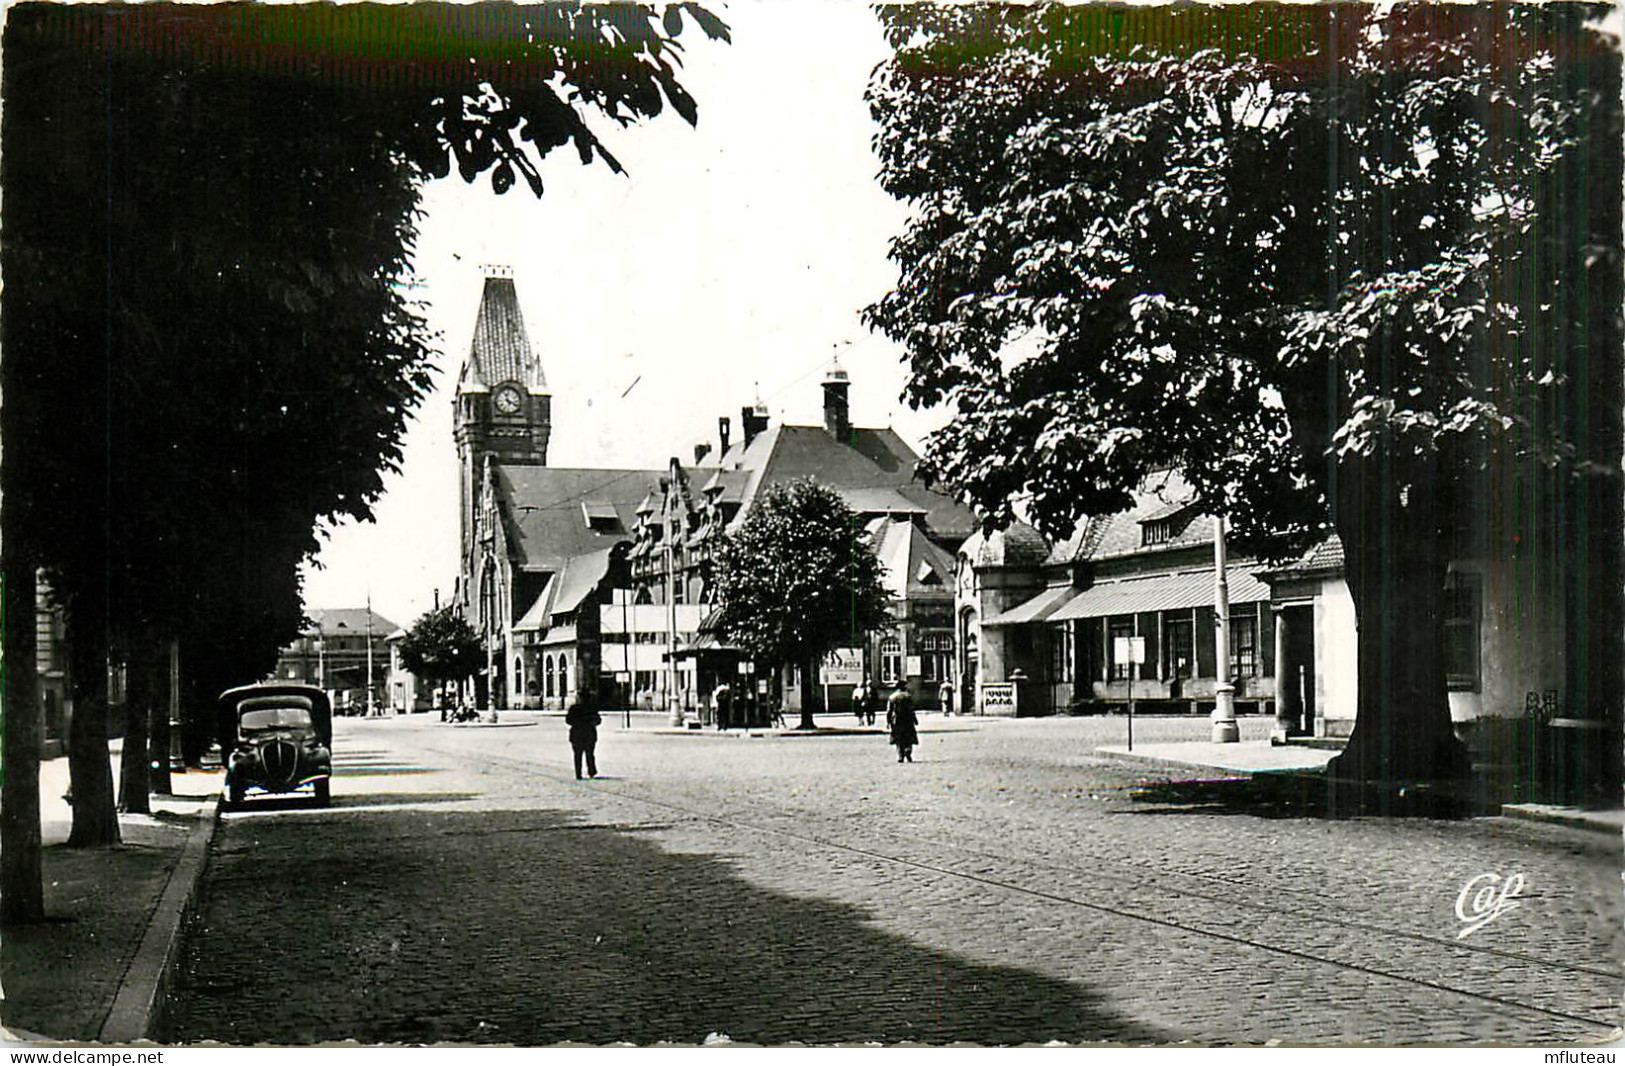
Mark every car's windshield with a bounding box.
[240,703,314,731]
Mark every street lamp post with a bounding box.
[1211,514,1239,743]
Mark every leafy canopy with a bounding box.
[398,607,486,686]
[713,480,894,669]
[2,2,728,690]
[864,3,1618,556]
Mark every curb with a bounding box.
[98,796,221,1044]
[1092,747,1292,778]
[1500,803,1625,837]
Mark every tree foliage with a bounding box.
[713,480,894,707]
[865,3,1621,789]
[2,1,724,889]
[398,607,486,687]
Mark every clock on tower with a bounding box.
[494,384,524,415]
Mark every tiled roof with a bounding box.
[839,487,928,517]
[494,464,661,570]
[303,607,400,636]
[973,522,1050,568]
[702,423,976,542]
[461,276,548,392]
[1046,471,1205,566]
[1264,535,1346,578]
[701,469,750,504]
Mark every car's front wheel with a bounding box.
[312,778,330,807]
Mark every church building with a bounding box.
[454,266,659,709]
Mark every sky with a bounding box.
[299,0,949,631]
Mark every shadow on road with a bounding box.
[170,804,1174,1047]
[1120,772,1477,820]
[221,791,486,816]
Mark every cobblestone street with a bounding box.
[168,713,1624,1046]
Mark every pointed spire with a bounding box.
[460,266,548,394]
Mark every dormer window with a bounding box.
[1142,520,1175,546]
[582,501,620,532]
[1139,502,1193,546]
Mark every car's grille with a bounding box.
[258,738,299,787]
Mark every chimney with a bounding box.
[741,404,769,449]
[822,361,851,443]
[694,442,712,465]
[718,416,732,458]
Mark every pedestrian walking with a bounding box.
[939,681,955,717]
[886,684,918,763]
[853,684,868,724]
[864,687,877,726]
[566,701,601,779]
[713,682,733,731]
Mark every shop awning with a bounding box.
[983,584,1082,627]
[1047,566,1269,622]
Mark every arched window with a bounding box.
[545,656,556,699]
[560,658,570,699]
[514,656,523,695]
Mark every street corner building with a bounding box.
[960,461,1614,806]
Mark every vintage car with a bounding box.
[218,683,332,806]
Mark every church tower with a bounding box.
[454,265,552,582]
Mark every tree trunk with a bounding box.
[117,643,154,814]
[148,641,173,796]
[1326,452,1472,793]
[796,656,818,730]
[1,562,47,924]
[66,602,120,848]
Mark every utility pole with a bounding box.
[1212,514,1239,743]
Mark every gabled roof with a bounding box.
[547,547,617,618]
[868,515,956,601]
[458,274,548,394]
[512,546,620,633]
[302,607,400,637]
[699,422,976,542]
[493,464,661,570]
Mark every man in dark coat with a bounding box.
[886,685,918,763]
[713,683,733,731]
[565,702,601,779]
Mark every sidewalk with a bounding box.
[1,749,220,1044]
[1094,739,1338,776]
